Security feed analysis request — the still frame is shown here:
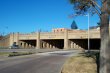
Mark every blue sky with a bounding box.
[0,0,99,34]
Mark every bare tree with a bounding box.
[0,35,3,40]
[69,0,110,73]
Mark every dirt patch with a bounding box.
[61,56,97,73]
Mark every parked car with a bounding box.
[9,45,19,49]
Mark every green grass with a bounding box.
[0,52,35,57]
[8,52,34,57]
[0,52,11,55]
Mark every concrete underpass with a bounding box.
[41,39,64,49]
[69,39,100,50]
[18,39,100,50]
[19,40,36,48]
[90,39,100,50]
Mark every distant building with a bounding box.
[52,28,70,32]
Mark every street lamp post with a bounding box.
[70,13,90,52]
[87,13,90,52]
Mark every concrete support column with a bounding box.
[29,44,31,48]
[23,42,25,48]
[45,42,46,48]
[52,45,55,48]
[19,41,22,48]
[15,32,19,45]
[76,44,78,49]
[50,44,52,49]
[19,41,23,48]
[31,45,34,48]
[25,43,28,49]
[46,43,49,48]
[27,43,29,48]
[42,42,46,48]
[44,42,46,48]
[68,40,71,49]
[73,43,76,49]
[71,41,73,49]
[40,41,43,49]
[36,32,40,49]
[9,33,14,46]
[52,42,55,48]
[18,41,21,48]
[64,30,69,49]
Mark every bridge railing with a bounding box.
[40,32,64,39]
[19,33,37,40]
[68,31,100,39]
[18,31,100,40]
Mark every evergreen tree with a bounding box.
[71,20,78,29]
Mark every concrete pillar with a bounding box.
[46,43,49,48]
[44,42,46,48]
[25,43,28,49]
[30,45,33,48]
[31,44,34,48]
[73,43,76,49]
[50,44,52,49]
[18,41,21,48]
[64,30,69,49]
[75,44,78,49]
[42,42,45,48]
[52,42,55,48]
[71,41,73,49]
[15,32,19,45]
[29,44,31,48]
[68,40,71,49]
[53,45,55,48]
[9,33,14,46]
[45,42,47,48]
[36,32,40,49]
[40,41,42,48]
[22,42,25,48]
[31,44,33,48]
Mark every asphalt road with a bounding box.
[0,50,80,73]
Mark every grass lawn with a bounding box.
[61,52,99,73]
[0,52,34,57]
[0,52,11,56]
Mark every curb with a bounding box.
[59,56,71,73]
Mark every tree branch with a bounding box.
[102,0,106,3]
[92,6,101,19]
[90,0,101,10]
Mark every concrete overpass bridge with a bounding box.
[0,29,100,50]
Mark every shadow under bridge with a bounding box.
[19,40,36,49]
[69,39,100,50]
[41,39,64,49]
